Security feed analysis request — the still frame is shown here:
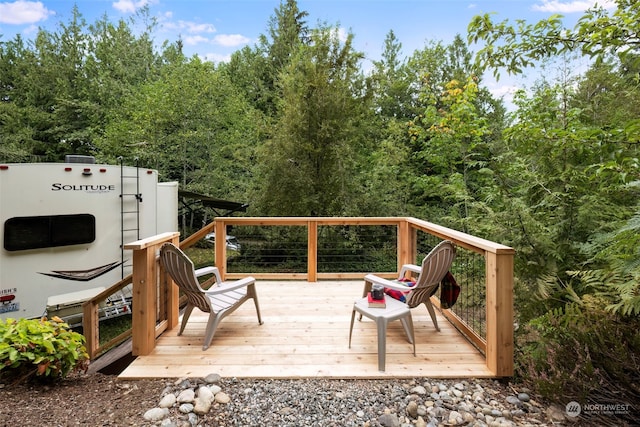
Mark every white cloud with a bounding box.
[337,27,348,43]
[532,0,617,13]
[486,82,522,111]
[112,0,153,14]
[163,20,216,34]
[183,35,209,46]
[489,84,520,99]
[21,23,38,34]
[200,52,231,64]
[185,22,216,34]
[0,1,54,24]
[213,34,250,47]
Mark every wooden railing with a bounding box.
[82,232,181,358]
[83,217,514,377]
[81,274,134,359]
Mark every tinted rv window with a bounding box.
[3,214,96,251]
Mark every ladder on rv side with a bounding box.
[119,158,142,279]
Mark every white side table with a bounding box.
[348,295,416,371]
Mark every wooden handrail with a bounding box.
[179,222,214,249]
[82,217,514,377]
[406,217,514,254]
[82,274,133,358]
[81,232,180,359]
[125,232,180,356]
[80,225,210,359]
[213,216,514,376]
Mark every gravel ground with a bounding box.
[1,373,630,426]
[196,377,554,427]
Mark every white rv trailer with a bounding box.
[0,158,178,323]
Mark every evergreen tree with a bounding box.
[254,25,368,216]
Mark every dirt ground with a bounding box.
[0,372,166,426]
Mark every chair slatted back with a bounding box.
[160,243,212,313]
[406,240,456,308]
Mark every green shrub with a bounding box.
[0,317,89,383]
[516,295,640,406]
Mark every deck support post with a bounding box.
[82,299,100,359]
[485,251,514,376]
[214,221,226,280]
[164,234,181,329]
[308,220,318,282]
[126,231,180,356]
[397,220,416,270]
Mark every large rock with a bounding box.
[406,400,418,418]
[143,407,169,422]
[215,391,231,404]
[159,393,177,408]
[378,413,400,427]
[197,385,214,404]
[177,388,195,403]
[193,396,212,415]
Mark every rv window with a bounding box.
[3,214,96,251]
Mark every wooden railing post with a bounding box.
[165,234,181,329]
[397,220,415,270]
[214,220,226,279]
[485,250,514,376]
[82,298,99,359]
[308,220,318,282]
[125,232,180,356]
[131,241,156,356]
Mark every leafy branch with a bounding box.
[468,0,640,78]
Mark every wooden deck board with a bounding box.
[119,281,493,380]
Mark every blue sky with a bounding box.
[0,0,617,104]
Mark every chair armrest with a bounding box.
[195,266,221,283]
[205,276,256,295]
[364,274,415,292]
[399,264,421,279]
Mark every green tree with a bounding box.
[361,30,414,216]
[399,37,504,227]
[468,0,640,316]
[254,25,368,216]
[407,77,497,233]
[369,30,413,120]
[233,0,309,116]
[99,59,261,204]
[0,6,161,161]
[220,46,270,114]
[0,35,39,161]
[468,0,640,78]
[85,10,159,132]
[572,55,640,127]
[30,5,92,157]
[503,81,636,279]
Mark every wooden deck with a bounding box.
[119,280,492,380]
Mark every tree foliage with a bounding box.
[468,0,640,78]
[0,6,160,161]
[254,25,368,216]
[467,0,640,318]
[5,0,640,405]
[3,0,640,320]
[99,58,261,202]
